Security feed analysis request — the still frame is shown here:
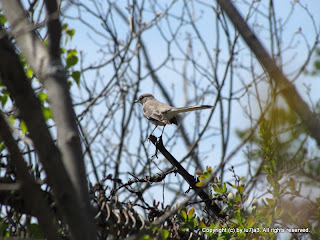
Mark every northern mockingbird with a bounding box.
[135,93,214,137]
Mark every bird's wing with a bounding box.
[143,104,171,125]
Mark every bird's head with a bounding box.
[134,93,154,104]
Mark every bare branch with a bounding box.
[148,135,224,219]
[0,16,95,240]
[216,0,320,146]
[0,112,60,240]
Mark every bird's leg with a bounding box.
[160,125,166,140]
[149,125,158,137]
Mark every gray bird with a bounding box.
[134,93,214,137]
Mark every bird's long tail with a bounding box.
[173,105,214,114]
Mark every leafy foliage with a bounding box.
[154,120,320,240]
[1,1,320,239]
[0,20,81,239]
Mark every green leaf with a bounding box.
[139,234,152,240]
[20,121,28,134]
[222,182,227,193]
[66,55,78,69]
[62,23,68,30]
[199,221,206,228]
[203,171,210,178]
[212,184,220,192]
[67,80,73,88]
[8,117,15,124]
[234,209,242,222]
[0,89,9,107]
[247,215,255,228]
[196,181,204,187]
[238,184,244,194]
[0,14,6,25]
[263,165,271,174]
[38,92,47,102]
[26,68,33,78]
[72,71,81,86]
[235,192,241,202]
[199,175,206,181]
[0,142,6,153]
[19,54,27,67]
[180,210,187,221]
[42,107,53,120]
[188,208,195,218]
[62,23,75,41]
[67,49,78,57]
[67,29,75,39]
[161,229,169,239]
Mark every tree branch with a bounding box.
[1,0,96,238]
[0,20,95,240]
[1,0,92,208]
[0,112,60,240]
[216,0,320,146]
[148,135,225,219]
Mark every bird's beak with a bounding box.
[134,99,138,103]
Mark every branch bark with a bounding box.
[0,113,60,240]
[1,0,90,204]
[0,0,96,238]
[148,136,225,219]
[216,0,320,146]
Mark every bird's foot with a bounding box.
[148,134,163,144]
[148,134,157,143]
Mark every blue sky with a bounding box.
[59,0,320,210]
